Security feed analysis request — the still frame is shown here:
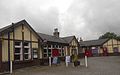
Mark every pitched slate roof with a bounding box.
[0,20,77,45]
[0,20,41,40]
[79,38,109,47]
[0,20,24,33]
[38,33,67,44]
[61,36,75,43]
[0,25,12,33]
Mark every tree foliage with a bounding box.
[99,32,120,40]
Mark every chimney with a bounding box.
[79,37,83,42]
[53,28,59,38]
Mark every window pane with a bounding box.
[33,49,37,53]
[14,55,20,60]
[24,54,29,59]
[44,45,47,47]
[59,45,61,48]
[48,49,51,53]
[15,48,21,53]
[56,45,58,48]
[44,49,47,53]
[24,48,29,53]
[44,54,47,57]
[33,49,38,59]
[48,54,51,57]
[52,45,55,48]
[59,49,61,53]
[62,50,64,56]
[48,45,51,48]
[33,53,38,58]
[58,53,61,56]
[15,42,21,46]
[24,42,29,46]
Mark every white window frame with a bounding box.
[24,42,31,60]
[33,49,38,59]
[14,42,23,61]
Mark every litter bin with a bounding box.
[77,61,80,65]
[74,61,80,66]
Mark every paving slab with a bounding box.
[6,56,120,75]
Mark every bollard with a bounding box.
[49,57,51,67]
[10,61,12,74]
[85,55,88,68]
[66,61,68,67]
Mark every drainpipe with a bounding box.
[8,32,10,73]
[8,23,14,74]
[8,31,13,74]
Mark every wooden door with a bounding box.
[52,49,59,57]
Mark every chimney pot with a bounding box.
[53,28,59,38]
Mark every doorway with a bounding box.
[52,49,59,57]
[103,47,108,56]
[113,47,119,56]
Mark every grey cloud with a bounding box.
[0,0,60,35]
[28,7,60,34]
[1,0,120,40]
[61,0,120,40]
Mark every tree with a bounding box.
[116,35,120,41]
[99,32,118,40]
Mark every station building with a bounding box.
[79,38,120,56]
[0,20,42,72]
[0,20,79,72]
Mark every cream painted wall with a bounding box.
[107,39,112,45]
[103,42,107,46]
[70,39,78,46]
[2,32,13,39]
[2,40,8,62]
[10,41,14,61]
[2,39,14,61]
[118,45,120,52]
[3,33,8,39]
[32,43,38,48]
[32,33,38,41]
[69,47,72,56]
[113,45,118,48]
[103,39,113,53]
[118,41,120,44]
[69,38,79,55]
[64,46,69,56]
[1,24,40,61]
[24,25,30,40]
[10,32,13,39]
[113,39,117,44]
[99,47,103,53]
[14,25,22,40]
[107,46,113,53]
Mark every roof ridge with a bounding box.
[61,35,75,38]
[37,32,55,37]
[81,38,108,42]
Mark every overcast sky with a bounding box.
[0,0,120,40]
